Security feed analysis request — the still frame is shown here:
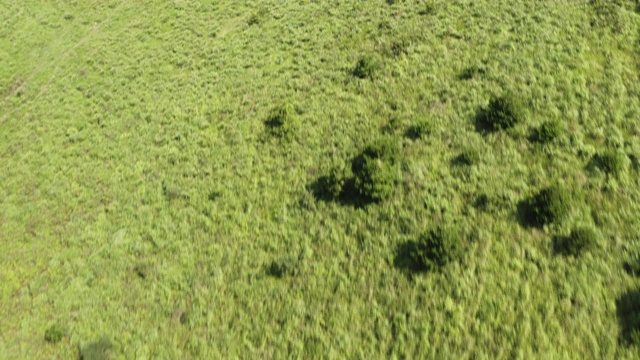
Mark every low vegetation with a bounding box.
[3,0,640,358]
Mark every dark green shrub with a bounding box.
[406,120,433,139]
[268,256,300,278]
[554,225,598,256]
[352,137,401,201]
[596,150,626,177]
[325,163,350,199]
[616,289,640,347]
[481,95,525,131]
[535,120,563,143]
[524,185,571,227]
[44,323,65,344]
[265,103,297,140]
[458,65,486,80]
[409,226,464,272]
[353,55,379,79]
[361,136,401,163]
[454,148,481,166]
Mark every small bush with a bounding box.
[524,185,571,227]
[268,256,300,278]
[596,150,626,177]
[406,120,433,139]
[353,55,379,79]
[265,103,297,140]
[409,226,464,272]
[535,120,563,143]
[352,137,401,201]
[458,65,486,80]
[44,323,65,344]
[554,225,598,256]
[454,148,481,166]
[480,95,525,131]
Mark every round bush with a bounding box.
[353,55,379,79]
[597,149,626,177]
[407,120,433,139]
[456,148,481,166]
[352,137,401,201]
[265,103,297,139]
[483,95,525,131]
[555,225,598,256]
[409,226,463,272]
[525,185,571,227]
[536,120,563,143]
[353,156,397,201]
[44,324,65,344]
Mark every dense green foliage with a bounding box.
[352,137,401,201]
[352,55,380,79]
[479,95,526,131]
[407,226,465,272]
[3,0,640,358]
[523,185,572,227]
[534,120,564,144]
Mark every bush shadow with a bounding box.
[393,241,426,274]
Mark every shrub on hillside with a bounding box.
[478,95,525,132]
[44,323,65,344]
[408,226,464,272]
[352,55,380,79]
[406,120,433,139]
[534,120,563,144]
[454,148,481,166]
[265,103,297,140]
[522,185,571,227]
[554,225,598,256]
[352,137,401,201]
[595,149,627,177]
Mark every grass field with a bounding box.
[2,0,640,358]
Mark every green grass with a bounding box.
[2,0,640,358]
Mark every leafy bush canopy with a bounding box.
[480,95,526,132]
[352,55,380,79]
[535,120,563,144]
[524,185,571,227]
[408,226,464,272]
[352,136,401,201]
[265,103,297,140]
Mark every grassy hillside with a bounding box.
[2,0,640,358]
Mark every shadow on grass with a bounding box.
[616,289,640,346]
[473,108,495,134]
[516,199,537,228]
[393,241,426,274]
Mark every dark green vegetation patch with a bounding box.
[477,94,526,132]
[520,185,572,228]
[352,55,380,79]
[554,225,599,257]
[352,136,401,201]
[44,323,66,344]
[397,226,465,273]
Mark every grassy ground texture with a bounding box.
[2,0,640,358]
